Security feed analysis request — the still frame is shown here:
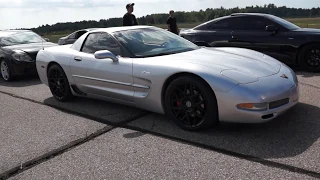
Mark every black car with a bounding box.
[179,13,320,72]
[0,30,57,81]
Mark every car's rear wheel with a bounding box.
[298,43,320,72]
[0,60,13,81]
[164,75,219,131]
[47,64,73,101]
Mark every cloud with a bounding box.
[0,0,174,8]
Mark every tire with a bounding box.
[0,59,13,82]
[47,64,73,101]
[164,75,219,131]
[298,43,320,72]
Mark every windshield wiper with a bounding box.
[138,52,173,58]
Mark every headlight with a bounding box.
[236,103,268,111]
[12,50,32,62]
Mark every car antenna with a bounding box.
[42,34,44,50]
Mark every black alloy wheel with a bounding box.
[47,64,73,101]
[164,75,219,131]
[305,48,320,68]
[299,44,320,72]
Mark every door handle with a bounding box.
[74,57,82,61]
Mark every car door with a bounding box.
[230,16,294,63]
[69,32,134,102]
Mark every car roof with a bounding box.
[88,25,157,34]
[230,13,273,17]
[193,13,275,30]
[86,28,99,31]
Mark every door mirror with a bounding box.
[265,25,278,32]
[94,50,119,62]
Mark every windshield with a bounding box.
[0,31,44,46]
[112,27,199,57]
[270,15,300,30]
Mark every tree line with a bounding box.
[27,3,320,35]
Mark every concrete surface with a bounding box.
[0,93,106,173]
[0,76,146,125]
[9,128,317,180]
[0,71,319,179]
[127,83,320,173]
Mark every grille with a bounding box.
[269,98,289,109]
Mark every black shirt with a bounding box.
[167,17,178,34]
[123,13,138,26]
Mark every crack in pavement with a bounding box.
[124,124,320,179]
[299,82,320,90]
[0,90,320,179]
[0,126,114,180]
[0,90,149,180]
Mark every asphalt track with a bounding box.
[0,71,319,179]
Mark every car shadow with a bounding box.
[0,75,42,87]
[127,102,320,159]
[295,71,320,78]
[43,96,147,126]
[212,102,319,158]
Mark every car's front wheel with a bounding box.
[47,64,73,101]
[164,75,219,131]
[298,43,320,72]
[0,59,13,81]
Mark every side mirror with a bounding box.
[265,25,278,32]
[94,50,119,62]
[44,38,50,42]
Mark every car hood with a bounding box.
[3,42,58,53]
[169,47,282,78]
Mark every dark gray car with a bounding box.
[58,28,98,45]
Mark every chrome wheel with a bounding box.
[1,61,10,81]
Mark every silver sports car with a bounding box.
[36,26,299,131]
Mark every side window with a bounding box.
[247,17,272,31]
[75,31,87,39]
[208,17,273,31]
[81,32,121,56]
[208,19,230,30]
[68,32,76,39]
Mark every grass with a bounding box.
[43,17,320,43]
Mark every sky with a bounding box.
[0,0,319,30]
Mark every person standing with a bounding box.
[166,10,178,34]
[123,3,138,26]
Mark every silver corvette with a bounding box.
[36,26,299,131]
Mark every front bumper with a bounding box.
[215,65,299,123]
[216,85,299,123]
[10,60,37,76]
